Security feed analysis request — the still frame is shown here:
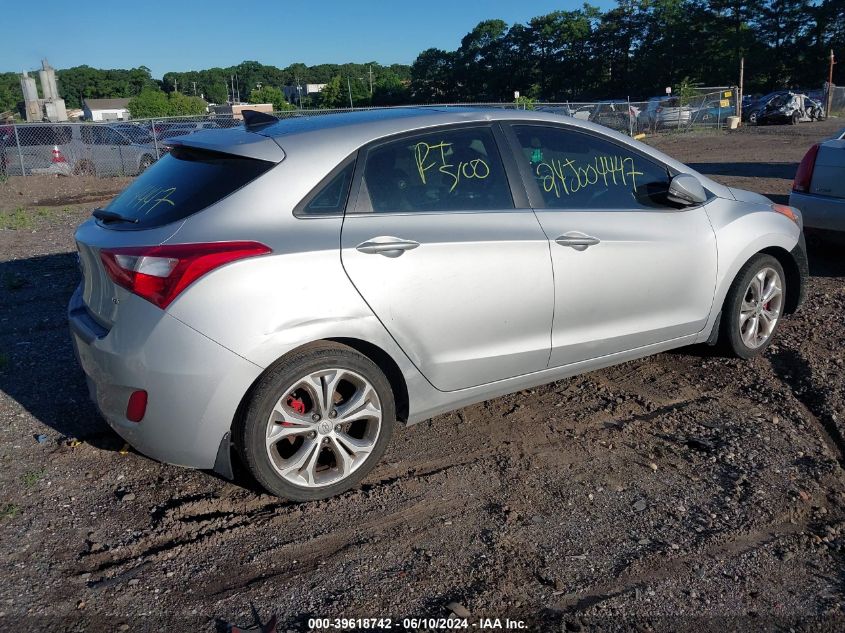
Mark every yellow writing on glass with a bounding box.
[127,184,178,215]
[413,141,490,192]
[535,155,644,198]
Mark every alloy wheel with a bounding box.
[738,267,783,349]
[264,368,382,488]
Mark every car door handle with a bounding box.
[356,236,420,258]
[555,233,601,251]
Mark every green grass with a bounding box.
[0,503,20,520]
[21,468,45,487]
[0,206,36,230]
[0,206,62,230]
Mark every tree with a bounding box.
[167,91,207,116]
[127,88,170,118]
[372,71,410,105]
[410,48,456,102]
[205,82,229,104]
[249,85,295,111]
[455,20,510,100]
[319,76,345,108]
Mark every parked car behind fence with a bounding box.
[0,123,158,177]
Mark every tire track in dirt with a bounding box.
[768,348,845,467]
[549,517,810,614]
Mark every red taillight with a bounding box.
[99,241,271,309]
[126,390,147,422]
[793,143,820,193]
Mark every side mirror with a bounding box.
[667,173,707,206]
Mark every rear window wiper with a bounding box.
[92,208,139,224]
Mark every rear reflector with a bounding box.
[100,241,271,309]
[792,144,819,193]
[126,390,147,423]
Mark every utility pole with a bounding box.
[192,81,197,95]
[173,78,178,93]
[295,74,302,109]
[827,49,836,118]
[347,77,354,109]
[368,65,373,96]
[737,56,744,122]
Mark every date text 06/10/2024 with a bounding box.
[306,617,528,630]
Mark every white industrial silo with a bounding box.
[21,71,38,102]
[39,59,59,100]
[20,71,42,121]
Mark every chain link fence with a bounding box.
[826,85,845,116]
[0,87,800,180]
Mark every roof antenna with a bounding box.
[242,109,278,130]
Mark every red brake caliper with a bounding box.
[281,396,307,429]
[286,395,306,416]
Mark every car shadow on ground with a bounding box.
[688,161,799,180]
[0,251,123,452]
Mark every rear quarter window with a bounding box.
[102,146,273,228]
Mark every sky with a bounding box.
[0,0,615,78]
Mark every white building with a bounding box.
[83,98,131,121]
[283,83,326,103]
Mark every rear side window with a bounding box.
[103,146,273,228]
[355,126,513,213]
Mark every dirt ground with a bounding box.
[0,119,843,633]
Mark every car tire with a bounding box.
[721,254,786,359]
[138,155,154,173]
[236,342,395,501]
[791,111,800,125]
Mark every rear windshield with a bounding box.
[104,146,274,228]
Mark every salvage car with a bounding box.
[790,138,845,233]
[748,92,819,125]
[638,96,693,130]
[69,108,808,500]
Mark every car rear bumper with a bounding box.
[68,284,263,469]
[789,190,845,232]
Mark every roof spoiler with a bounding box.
[242,109,278,131]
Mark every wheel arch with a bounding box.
[230,337,409,438]
[325,337,410,424]
[758,245,803,314]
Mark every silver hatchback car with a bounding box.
[69,108,807,500]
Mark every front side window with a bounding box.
[357,126,513,213]
[513,125,673,210]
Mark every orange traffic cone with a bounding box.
[51,145,67,163]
